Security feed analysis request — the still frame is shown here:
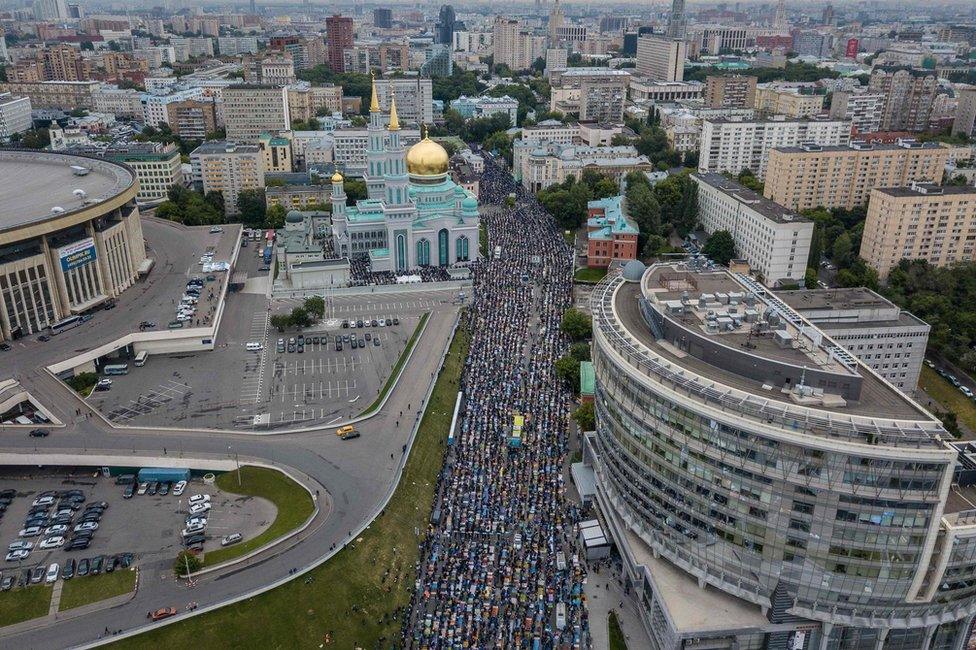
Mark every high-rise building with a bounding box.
[754,85,824,118]
[222,85,290,144]
[0,92,32,139]
[952,85,976,138]
[692,172,812,285]
[635,36,686,81]
[493,16,546,71]
[165,99,218,140]
[586,258,976,649]
[373,8,393,29]
[698,117,851,179]
[33,0,67,21]
[828,90,885,133]
[190,141,265,216]
[548,0,565,45]
[868,67,939,132]
[436,5,460,46]
[862,183,976,279]
[764,140,966,211]
[773,0,788,30]
[551,68,630,122]
[666,0,687,40]
[372,78,434,126]
[326,14,355,73]
[703,75,757,109]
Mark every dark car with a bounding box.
[393,317,399,326]
[336,342,342,352]
[71,530,94,541]
[183,533,206,547]
[371,319,378,327]
[91,556,104,574]
[0,343,11,351]
[356,320,363,328]
[105,556,117,573]
[62,558,75,580]
[29,428,49,437]
[30,565,44,584]
[159,482,170,496]
[19,568,30,586]
[0,489,15,499]
[86,501,108,510]
[373,338,380,347]
[103,300,116,310]
[122,484,135,499]
[0,575,13,591]
[341,430,361,441]
[37,335,50,342]
[66,540,90,552]
[58,490,83,499]
[364,332,371,341]
[119,553,133,569]
[146,482,158,496]
[77,558,90,576]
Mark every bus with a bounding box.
[554,602,567,631]
[103,364,129,376]
[134,351,149,367]
[49,315,83,335]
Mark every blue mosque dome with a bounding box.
[622,259,646,283]
[462,196,478,211]
[285,210,304,224]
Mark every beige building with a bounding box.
[223,85,291,144]
[189,141,265,216]
[704,75,756,109]
[764,140,967,211]
[754,86,824,118]
[861,184,976,280]
[287,83,343,122]
[492,16,546,71]
[257,133,293,173]
[165,99,218,139]
[953,85,976,138]
[635,36,685,81]
[0,80,100,110]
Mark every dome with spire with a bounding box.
[406,137,449,176]
[331,171,343,183]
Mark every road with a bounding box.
[0,218,462,648]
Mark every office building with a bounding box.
[698,117,851,179]
[779,288,930,392]
[436,5,460,45]
[243,54,296,86]
[545,48,568,73]
[74,142,183,204]
[665,0,687,40]
[33,0,68,21]
[517,143,653,192]
[189,141,265,216]
[165,99,218,139]
[691,25,749,54]
[693,172,812,285]
[585,195,638,268]
[628,80,703,103]
[754,86,824,118]
[829,91,885,134]
[0,93,32,139]
[4,80,100,111]
[704,75,757,109]
[140,87,205,128]
[326,14,355,73]
[764,140,966,211]
[0,151,145,340]
[372,78,434,126]
[92,85,142,118]
[379,42,410,73]
[373,8,393,29]
[585,259,976,650]
[953,86,976,138]
[258,133,293,173]
[217,36,259,56]
[636,36,685,82]
[869,67,939,132]
[861,184,976,280]
[222,85,290,144]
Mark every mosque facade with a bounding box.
[330,78,481,273]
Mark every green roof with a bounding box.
[580,361,595,396]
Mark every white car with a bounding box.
[18,526,42,538]
[96,378,112,388]
[185,517,207,528]
[44,524,68,536]
[7,541,32,552]
[32,496,55,507]
[220,533,243,547]
[173,480,187,496]
[189,502,211,515]
[45,562,59,583]
[39,536,64,549]
[5,550,30,562]
[73,522,98,533]
[188,494,211,505]
[182,524,206,537]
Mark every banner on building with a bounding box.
[59,237,97,272]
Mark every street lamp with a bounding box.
[228,444,241,486]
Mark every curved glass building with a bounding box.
[586,262,976,650]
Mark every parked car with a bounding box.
[123,484,135,499]
[91,555,104,574]
[44,524,68,536]
[66,539,90,552]
[189,502,211,515]
[73,522,98,533]
[182,524,206,537]
[18,526,42,537]
[31,496,54,507]
[182,533,206,547]
[159,482,170,496]
[137,482,149,495]
[188,494,211,505]
[30,565,44,583]
[39,536,65,550]
[173,480,187,496]
[77,558,90,576]
[0,575,13,590]
[4,550,29,562]
[220,533,243,547]
[28,428,49,438]
[62,558,75,580]
[7,541,32,552]
[45,562,59,583]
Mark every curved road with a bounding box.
[0,218,461,648]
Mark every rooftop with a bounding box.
[693,173,809,225]
[778,287,894,313]
[191,141,260,155]
[773,140,949,154]
[875,184,976,198]
[0,150,135,234]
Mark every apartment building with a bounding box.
[828,90,885,134]
[102,143,183,203]
[635,35,685,81]
[692,172,813,285]
[140,87,205,128]
[552,68,630,122]
[698,116,851,179]
[0,92,32,139]
[764,140,967,211]
[0,80,100,110]
[754,86,824,118]
[189,141,265,216]
[779,288,930,392]
[704,75,757,109]
[861,184,976,280]
[222,85,290,144]
[372,78,434,126]
[953,85,976,138]
[258,132,293,173]
[217,36,259,56]
[243,54,296,86]
[492,16,546,71]
[517,143,653,192]
[868,67,939,132]
[165,99,218,139]
[92,85,143,118]
[326,15,354,73]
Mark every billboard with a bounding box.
[59,237,97,272]
[846,38,859,59]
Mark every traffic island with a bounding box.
[0,585,53,627]
[357,311,430,418]
[58,569,137,612]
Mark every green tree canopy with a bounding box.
[702,230,737,266]
[572,402,595,431]
[560,308,592,341]
[236,188,267,227]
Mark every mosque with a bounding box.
[329,77,481,273]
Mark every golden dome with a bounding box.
[406,137,449,176]
[331,171,343,182]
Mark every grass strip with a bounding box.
[357,311,430,417]
[201,466,315,567]
[59,569,136,612]
[919,365,976,434]
[609,610,628,650]
[116,322,470,649]
[0,585,52,627]
[574,267,608,283]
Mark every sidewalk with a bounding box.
[584,561,650,650]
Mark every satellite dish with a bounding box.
[73,189,88,199]
[51,206,65,214]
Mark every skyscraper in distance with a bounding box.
[666,0,687,40]
[326,14,354,73]
[436,5,457,46]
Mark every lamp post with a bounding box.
[229,444,241,486]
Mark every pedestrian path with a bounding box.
[49,580,63,616]
[584,563,651,650]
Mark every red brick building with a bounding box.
[585,195,639,268]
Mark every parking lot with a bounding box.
[0,469,275,586]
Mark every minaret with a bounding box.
[384,91,409,208]
[666,0,687,40]
[330,171,348,258]
[365,72,386,200]
[773,0,787,30]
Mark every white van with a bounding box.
[46,562,59,583]
[246,342,263,351]
[134,351,149,367]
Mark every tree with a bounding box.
[236,189,267,227]
[625,181,661,251]
[270,314,291,332]
[265,204,287,230]
[303,296,326,320]
[561,308,592,341]
[483,131,514,164]
[344,179,367,203]
[289,307,313,329]
[174,550,202,577]
[736,169,764,193]
[702,230,736,266]
[555,355,581,390]
[204,190,224,214]
[572,402,595,432]
[804,267,818,289]
[531,57,546,73]
[569,342,591,362]
[831,232,853,268]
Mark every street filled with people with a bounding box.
[349,258,453,286]
[404,155,590,647]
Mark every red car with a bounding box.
[148,607,178,621]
